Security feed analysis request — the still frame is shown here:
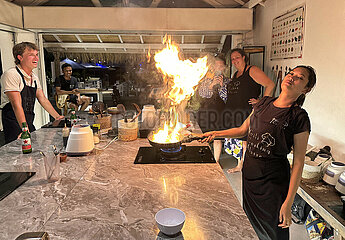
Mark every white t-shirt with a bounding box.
[0,66,42,108]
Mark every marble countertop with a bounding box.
[0,127,257,240]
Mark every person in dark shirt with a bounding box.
[55,63,90,111]
[202,65,316,240]
[224,48,275,173]
[196,54,229,162]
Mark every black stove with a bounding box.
[0,172,35,201]
[134,145,216,164]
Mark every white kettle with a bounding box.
[66,124,94,156]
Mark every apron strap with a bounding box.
[15,66,26,86]
[15,66,37,88]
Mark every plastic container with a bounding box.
[323,162,345,185]
[302,160,322,183]
[141,105,156,129]
[336,171,345,195]
[118,119,138,141]
[314,153,332,174]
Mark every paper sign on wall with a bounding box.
[270,5,305,60]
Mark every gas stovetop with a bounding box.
[134,145,216,164]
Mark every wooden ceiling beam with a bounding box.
[233,0,245,6]
[150,0,162,7]
[44,42,222,50]
[96,34,103,43]
[52,34,61,42]
[218,35,227,52]
[202,0,225,8]
[75,34,82,42]
[243,0,265,8]
[90,0,102,7]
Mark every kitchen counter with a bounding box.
[298,180,345,240]
[0,128,257,239]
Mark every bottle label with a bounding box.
[22,138,32,150]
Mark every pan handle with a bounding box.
[181,136,205,143]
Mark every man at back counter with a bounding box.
[0,42,63,144]
[55,63,90,111]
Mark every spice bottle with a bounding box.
[62,123,70,147]
[21,122,32,154]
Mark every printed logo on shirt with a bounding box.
[270,118,279,125]
[261,133,276,147]
[228,81,240,94]
[246,131,276,158]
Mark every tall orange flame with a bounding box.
[152,35,208,143]
[154,36,208,105]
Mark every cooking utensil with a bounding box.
[117,104,128,122]
[131,103,142,122]
[147,131,204,149]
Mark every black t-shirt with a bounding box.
[246,96,311,160]
[54,75,78,91]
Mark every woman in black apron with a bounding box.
[202,65,317,240]
[2,67,37,144]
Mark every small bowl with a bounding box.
[155,208,185,236]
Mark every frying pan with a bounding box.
[147,131,204,149]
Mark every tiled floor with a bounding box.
[218,152,309,240]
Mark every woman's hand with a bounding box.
[248,98,259,105]
[200,131,217,143]
[278,201,292,228]
[214,75,224,86]
[55,115,64,121]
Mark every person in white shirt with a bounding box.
[1,42,63,144]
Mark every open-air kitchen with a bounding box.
[0,0,345,239]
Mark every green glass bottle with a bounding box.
[21,122,32,154]
[70,108,77,126]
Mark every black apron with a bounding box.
[242,98,295,240]
[224,65,262,130]
[2,67,37,144]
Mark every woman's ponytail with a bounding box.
[295,93,306,107]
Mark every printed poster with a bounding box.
[270,5,305,60]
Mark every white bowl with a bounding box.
[155,208,185,236]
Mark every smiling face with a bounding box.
[230,51,246,70]
[17,47,39,71]
[62,66,73,79]
[281,67,311,95]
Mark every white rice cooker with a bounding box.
[66,124,94,156]
[335,171,345,195]
[323,162,345,185]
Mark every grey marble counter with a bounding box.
[0,127,257,240]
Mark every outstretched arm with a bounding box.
[36,89,63,120]
[201,112,252,142]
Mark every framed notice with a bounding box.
[270,5,305,60]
